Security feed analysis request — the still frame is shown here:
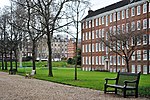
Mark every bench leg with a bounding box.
[104,84,107,93]
[115,88,117,94]
[123,88,126,98]
[135,89,138,98]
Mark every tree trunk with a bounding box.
[1,53,4,70]
[14,50,18,71]
[32,41,36,74]
[126,59,130,72]
[47,31,53,77]
[4,52,7,70]
[19,49,22,67]
[10,50,13,70]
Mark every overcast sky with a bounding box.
[0,0,121,10]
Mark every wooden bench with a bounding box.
[9,69,17,75]
[25,70,35,79]
[104,71,141,98]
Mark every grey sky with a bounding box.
[0,0,121,10]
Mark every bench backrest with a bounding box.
[116,71,141,87]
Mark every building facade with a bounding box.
[67,38,76,59]
[36,34,68,61]
[81,0,150,74]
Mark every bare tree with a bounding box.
[22,0,74,77]
[64,0,90,80]
[100,25,143,72]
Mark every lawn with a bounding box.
[0,61,150,98]
[16,67,150,98]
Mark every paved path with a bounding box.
[0,72,148,100]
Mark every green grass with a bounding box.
[0,61,149,98]
[15,67,150,98]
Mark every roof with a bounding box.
[83,0,141,20]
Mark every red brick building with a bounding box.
[67,38,81,59]
[67,38,76,59]
[81,0,150,74]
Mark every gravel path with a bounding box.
[0,72,148,100]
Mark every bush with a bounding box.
[67,58,75,65]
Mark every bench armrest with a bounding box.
[124,80,138,87]
[105,78,117,84]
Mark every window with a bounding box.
[110,14,112,22]
[131,65,135,73]
[126,9,129,18]
[102,29,104,37]
[113,56,116,65]
[106,32,108,40]
[96,56,99,65]
[99,18,101,25]
[137,65,141,73]
[137,5,141,15]
[117,55,121,65]
[82,57,84,64]
[85,32,88,40]
[137,20,141,30]
[143,3,147,14]
[109,26,112,33]
[113,13,116,22]
[89,56,91,65]
[89,44,91,52]
[131,37,135,46]
[96,43,99,52]
[102,56,105,65]
[143,50,147,60]
[122,10,125,19]
[131,21,135,31]
[82,33,84,41]
[102,16,105,24]
[110,56,113,65]
[117,11,120,20]
[143,65,147,74]
[85,44,88,52]
[82,45,84,53]
[86,57,88,65]
[117,25,121,34]
[102,43,105,51]
[106,47,109,54]
[149,18,150,28]
[143,19,147,29]
[122,56,125,65]
[132,52,135,60]
[92,44,94,52]
[86,21,89,29]
[89,20,91,28]
[137,36,141,45]
[92,56,94,65]
[106,15,108,26]
[99,29,101,38]
[99,56,101,65]
[113,26,116,34]
[98,43,101,51]
[137,50,141,60]
[89,31,91,40]
[92,31,94,39]
[131,7,135,16]
[126,23,129,33]
[92,19,94,27]
[143,35,147,45]
[96,30,99,38]
[96,18,99,26]
[122,24,125,33]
